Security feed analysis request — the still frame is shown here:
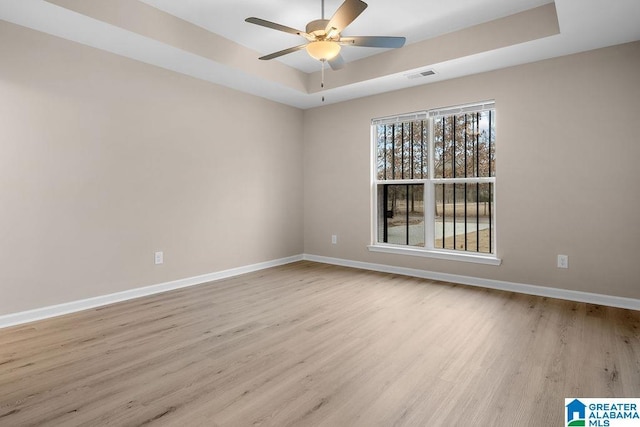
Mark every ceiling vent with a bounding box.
[406,69,436,80]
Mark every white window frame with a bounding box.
[368,102,501,266]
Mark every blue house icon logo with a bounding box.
[566,399,586,426]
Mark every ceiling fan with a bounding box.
[245,0,406,71]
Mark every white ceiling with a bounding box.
[1,0,639,109]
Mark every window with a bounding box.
[370,101,498,264]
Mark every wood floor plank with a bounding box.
[0,261,638,426]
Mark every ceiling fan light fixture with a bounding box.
[306,41,341,61]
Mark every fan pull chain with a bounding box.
[321,60,325,102]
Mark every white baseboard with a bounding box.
[0,255,303,329]
[303,254,640,311]
[3,252,637,330]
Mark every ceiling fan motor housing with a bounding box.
[306,19,332,39]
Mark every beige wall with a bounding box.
[0,22,304,315]
[304,41,640,299]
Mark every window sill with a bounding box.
[367,244,502,266]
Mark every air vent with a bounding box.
[406,69,436,80]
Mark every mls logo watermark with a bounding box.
[565,398,640,426]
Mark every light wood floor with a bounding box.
[1,261,638,426]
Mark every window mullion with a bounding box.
[425,182,434,250]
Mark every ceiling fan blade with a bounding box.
[259,44,308,61]
[340,36,406,48]
[245,17,312,39]
[325,0,368,34]
[328,54,346,70]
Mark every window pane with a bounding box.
[434,183,494,253]
[463,111,496,178]
[376,125,386,180]
[375,121,428,181]
[476,110,496,178]
[377,184,424,247]
[411,121,428,179]
[433,116,448,178]
[433,110,496,179]
[391,124,405,180]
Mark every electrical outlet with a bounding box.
[557,254,568,269]
[155,251,163,265]
[331,235,337,244]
